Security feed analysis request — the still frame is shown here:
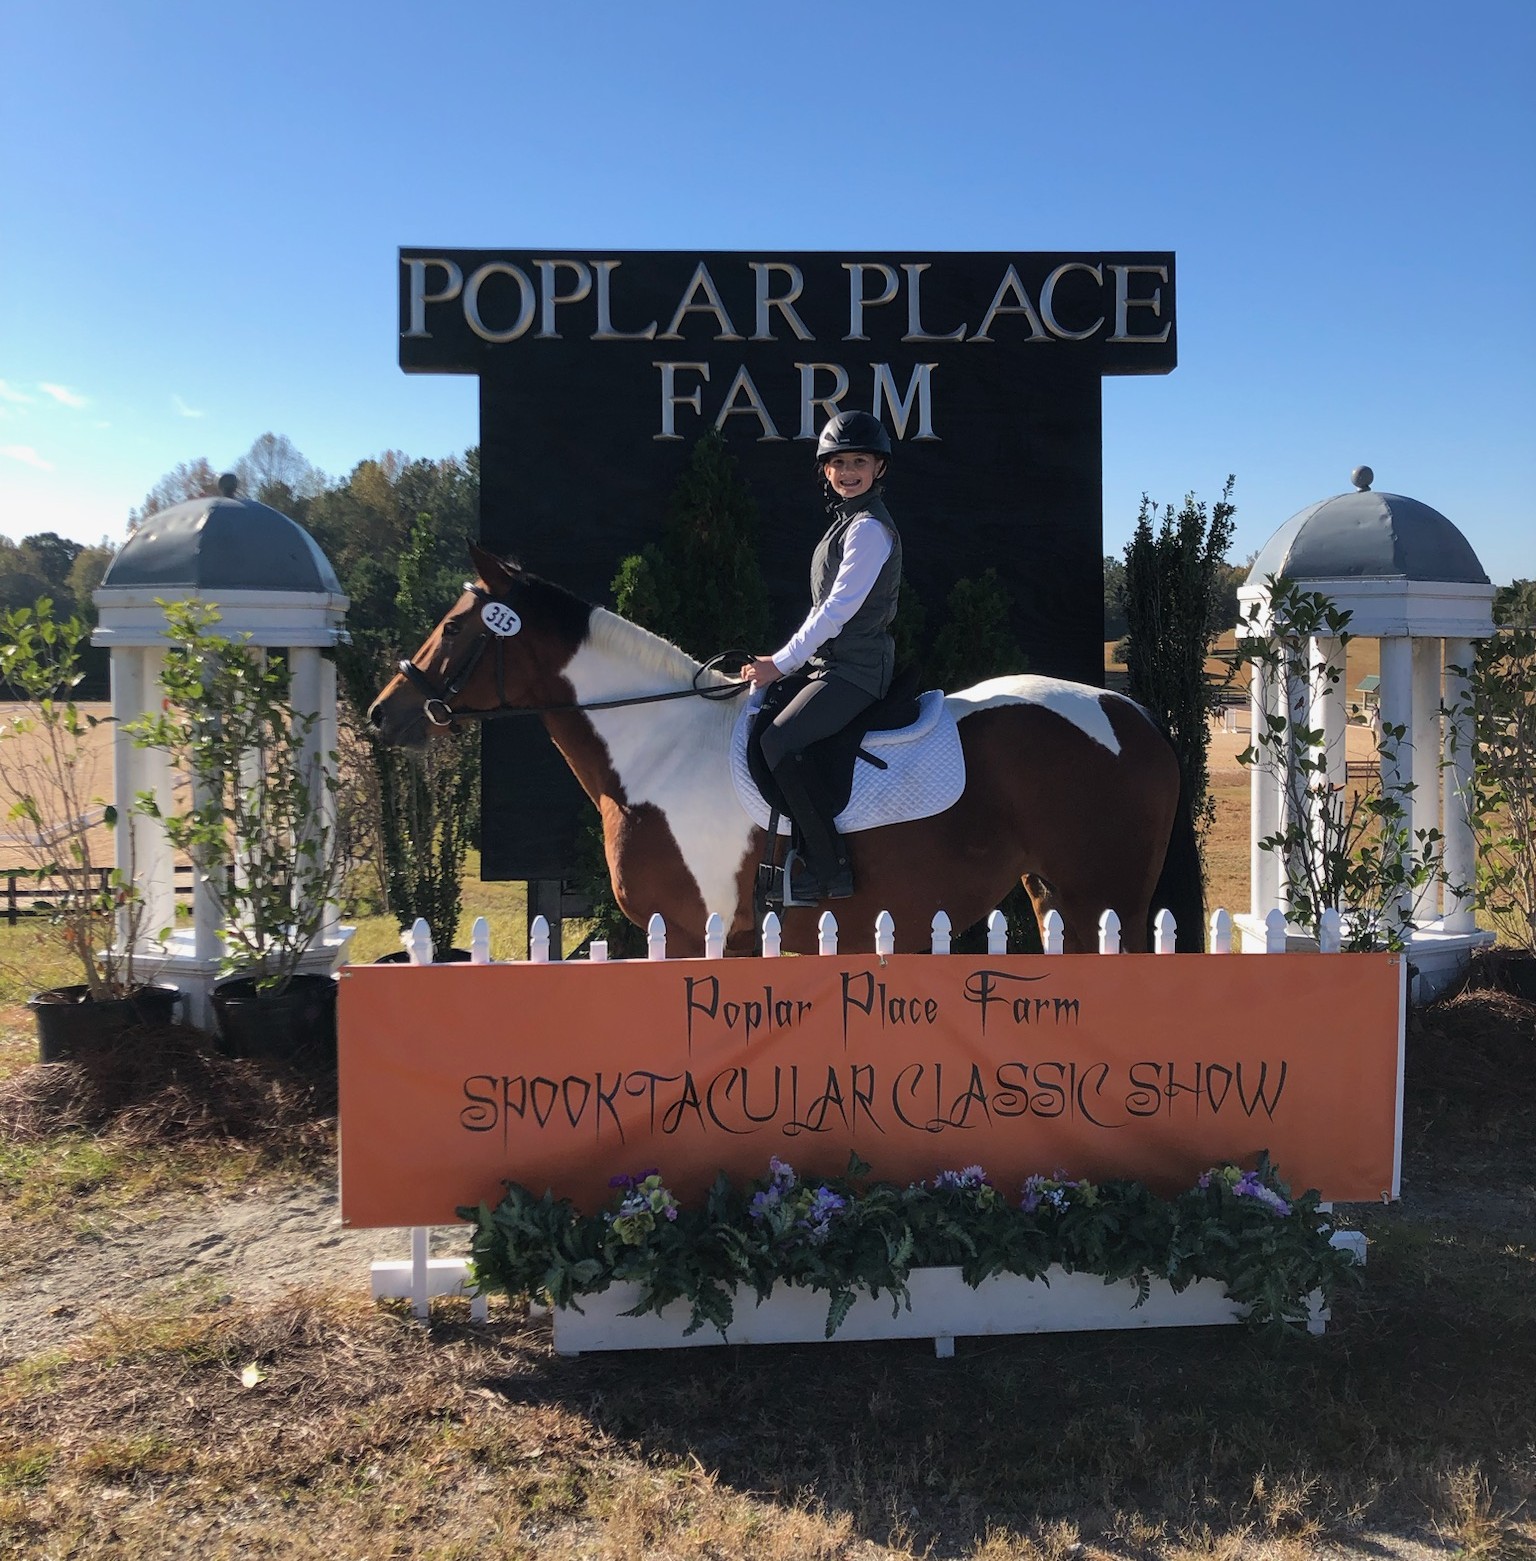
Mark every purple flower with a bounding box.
[934,1164,989,1191]
[1233,1172,1291,1216]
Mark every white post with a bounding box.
[1311,634,1346,794]
[318,655,340,942]
[761,911,782,958]
[986,910,1007,954]
[589,940,608,962]
[1264,907,1288,953]
[529,915,550,964]
[647,913,667,961]
[1318,907,1342,953]
[1441,637,1478,931]
[405,917,433,966]
[111,647,175,954]
[470,916,491,964]
[1250,652,1281,918]
[1152,909,1177,953]
[1209,907,1233,954]
[1041,909,1064,955]
[874,910,895,958]
[817,911,838,956]
[930,910,951,955]
[1379,635,1416,932]
[411,1226,429,1319]
[1410,637,1443,920]
[704,912,725,959]
[1098,909,1122,954]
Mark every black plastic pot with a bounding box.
[372,948,474,965]
[29,984,181,1064]
[209,973,338,1066]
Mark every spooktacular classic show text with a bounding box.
[454,968,1290,1151]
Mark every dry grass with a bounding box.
[2,742,1534,1558]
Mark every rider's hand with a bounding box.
[742,656,782,690]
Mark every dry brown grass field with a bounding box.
[0,696,1532,1559]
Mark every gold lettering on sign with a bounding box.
[658,263,743,342]
[873,363,939,440]
[750,262,813,342]
[593,261,658,341]
[972,265,1049,344]
[1108,265,1172,343]
[1039,262,1104,342]
[534,260,593,340]
[843,262,901,341]
[653,361,710,439]
[795,362,851,438]
[901,264,967,343]
[464,263,537,343]
[713,365,784,440]
[403,258,463,339]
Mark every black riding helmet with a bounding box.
[814,409,892,468]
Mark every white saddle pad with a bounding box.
[730,688,965,836]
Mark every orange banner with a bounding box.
[337,952,1404,1227]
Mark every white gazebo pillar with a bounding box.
[110,646,177,953]
[1248,651,1281,920]
[1377,634,1415,934]
[1409,637,1444,919]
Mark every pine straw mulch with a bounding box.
[0,1021,336,1158]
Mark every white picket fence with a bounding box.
[369,901,1345,1318]
[399,904,1346,969]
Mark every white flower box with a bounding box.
[551,1264,1335,1357]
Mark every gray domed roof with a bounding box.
[1248,470,1488,586]
[102,478,342,595]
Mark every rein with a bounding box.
[398,585,750,727]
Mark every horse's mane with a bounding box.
[490,556,721,689]
[586,607,704,685]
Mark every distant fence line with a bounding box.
[1,864,202,925]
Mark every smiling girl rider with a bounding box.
[740,410,903,907]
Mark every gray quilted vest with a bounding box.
[807,493,902,696]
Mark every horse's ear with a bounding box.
[468,540,514,592]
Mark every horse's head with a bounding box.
[368,542,590,748]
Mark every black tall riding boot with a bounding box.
[770,753,853,903]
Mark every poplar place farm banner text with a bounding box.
[337,953,1404,1227]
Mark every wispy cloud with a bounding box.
[0,444,54,471]
[173,394,205,419]
[39,382,88,409]
[0,380,33,404]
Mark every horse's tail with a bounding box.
[1153,769,1207,952]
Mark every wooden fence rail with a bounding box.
[1,864,201,925]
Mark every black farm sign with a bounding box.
[399,248,1177,879]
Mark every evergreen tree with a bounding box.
[613,431,769,657]
[928,568,1026,691]
[1122,477,1237,848]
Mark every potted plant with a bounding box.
[462,1153,1362,1351]
[338,511,479,965]
[0,599,177,1060]
[128,601,345,1063]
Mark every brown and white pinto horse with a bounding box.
[369,545,1203,957]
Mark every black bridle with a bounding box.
[396,584,751,727]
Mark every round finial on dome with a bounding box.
[1350,466,1374,492]
[217,472,239,498]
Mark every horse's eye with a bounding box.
[442,620,461,638]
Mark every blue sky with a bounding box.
[2,0,1532,584]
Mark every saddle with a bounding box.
[745,667,923,822]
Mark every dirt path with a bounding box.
[0,1176,468,1364]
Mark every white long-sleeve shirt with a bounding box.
[770,517,894,675]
